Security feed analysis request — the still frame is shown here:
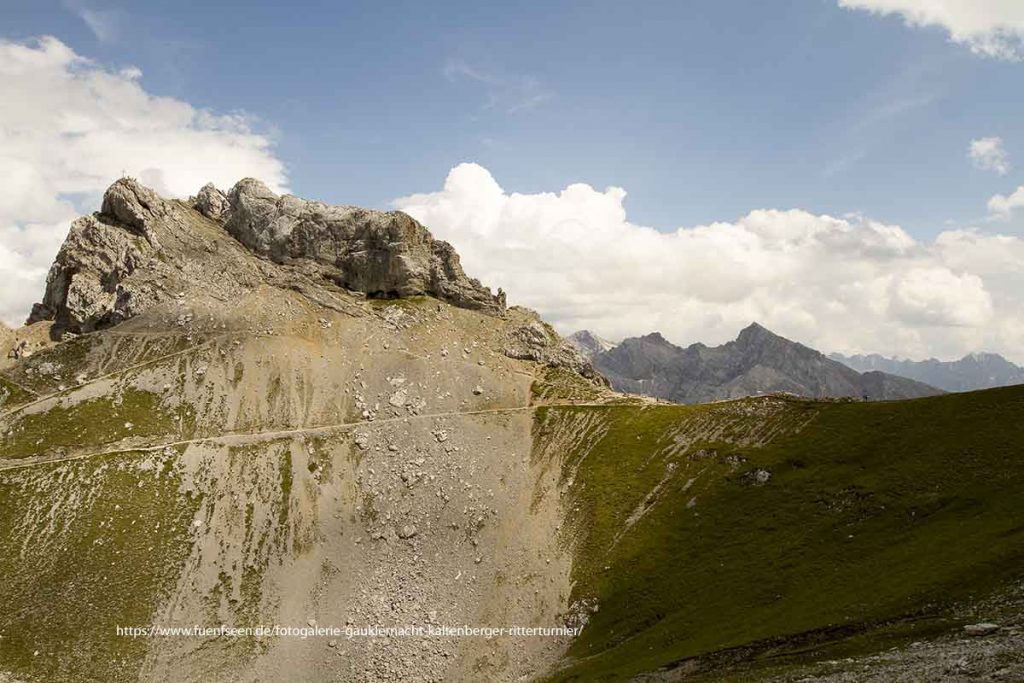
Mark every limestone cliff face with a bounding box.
[223,178,505,313]
[28,177,506,334]
[28,181,169,333]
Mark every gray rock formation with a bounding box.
[831,351,1024,393]
[28,182,164,333]
[224,178,505,314]
[194,182,229,220]
[28,177,506,334]
[503,309,604,381]
[566,330,617,359]
[591,323,942,403]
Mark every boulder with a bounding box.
[194,183,229,220]
[99,177,166,247]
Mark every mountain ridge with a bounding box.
[831,350,1024,393]
[27,177,509,337]
[580,323,942,403]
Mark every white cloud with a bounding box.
[987,185,1024,219]
[838,0,1024,60]
[79,8,123,43]
[443,59,552,114]
[62,0,127,43]
[969,136,1011,174]
[395,163,1024,363]
[0,36,287,326]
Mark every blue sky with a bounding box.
[3,1,1024,362]
[4,0,1022,236]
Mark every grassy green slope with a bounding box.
[542,386,1024,680]
[0,449,199,682]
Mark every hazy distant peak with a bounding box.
[566,329,618,358]
[832,350,1024,393]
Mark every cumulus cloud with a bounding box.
[838,0,1024,60]
[969,136,1011,174]
[395,163,1024,362]
[0,36,287,326]
[987,185,1024,220]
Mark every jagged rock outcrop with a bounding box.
[591,322,942,403]
[28,177,507,334]
[503,308,604,382]
[193,182,229,220]
[28,183,164,333]
[223,178,505,314]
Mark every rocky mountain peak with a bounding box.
[735,321,776,347]
[638,331,674,347]
[28,177,507,334]
[505,312,604,382]
[99,177,168,242]
[566,330,617,359]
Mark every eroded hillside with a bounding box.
[1,179,1022,683]
[0,291,599,682]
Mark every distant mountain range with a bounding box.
[830,352,1024,393]
[569,323,943,404]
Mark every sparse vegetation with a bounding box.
[0,375,34,409]
[0,388,179,459]
[531,366,604,403]
[0,450,199,682]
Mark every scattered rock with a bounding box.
[744,468,772,486]
[964,623,1001,637]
